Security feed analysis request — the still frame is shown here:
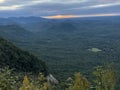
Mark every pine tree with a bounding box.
[0,67,18,90]
[103,66,116,90]
[93,65,116,90]
[19,75,35,90]
[93,66,104,90]
[66,72,90,90]
[36,73,52,90]
[73,73,90,90]
[42,82,52,90]
[65,77,73,90]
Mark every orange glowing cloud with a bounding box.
[44,13,120,19]
[44,15,78,19]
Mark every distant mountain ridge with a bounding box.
[8,16,48,24]
[0,18,15,25]
[0,25,33,41]
[0,16,120,24]
[0,16,120,83]
[46,22,77,33]
[0,16,120,32]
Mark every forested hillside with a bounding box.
[0,17,120,79]
[0,25,33,42]
[0,37,47,74]
[0,16,120,89]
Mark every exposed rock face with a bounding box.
[47,74,59,84]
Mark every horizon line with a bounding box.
[43,13,120,19]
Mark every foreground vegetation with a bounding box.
[0,65,117,90]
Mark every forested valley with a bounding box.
[0,16,120,90]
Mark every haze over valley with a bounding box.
[0,0,120,89]
[0,16,120,81]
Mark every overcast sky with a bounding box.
[0,0,120,18]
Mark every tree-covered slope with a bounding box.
[0,37,47,75]
[0,25,33,42]
[46,22,77,33]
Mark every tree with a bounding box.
[93,66,116,90]
[66,72,90,90]
[37,73,52,90]
[65,77,73,90]
[19,75,35,90]
[0,67,18,90]
[36,73,47,89]
[93,66,104,90]
[42,82,52,90]
[73,73,90,90]
[102,66,116,90]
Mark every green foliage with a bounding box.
[66,72,90,90]
[0,37,47,75]
[0,65,118,90]
[36,73,47,88]
[0,67,18,90]
[19,75,35,90]
[19,73,52,90]
[1,21,120,88]
[66,77,73,88]
[73,73,90,90]
[5,22,120,82]
[93,66,116,90]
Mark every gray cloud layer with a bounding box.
[0,0,120,17]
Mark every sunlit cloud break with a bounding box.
[0,0,120,17]
[0,5,22,10]
[0,0,4,3]
[44,13,120,19]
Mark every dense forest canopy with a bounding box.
[0,37,47,75]
[0,16,120,89]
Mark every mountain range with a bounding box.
[0,16,120,83]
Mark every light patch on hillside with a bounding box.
[88,48,102,53]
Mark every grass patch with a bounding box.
[88,48,102,53]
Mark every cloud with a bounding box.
[82,2,120,9]
[0,5,22,10]
[0,0,120,17]
[44,13,120,19]
[0,0,4,3]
